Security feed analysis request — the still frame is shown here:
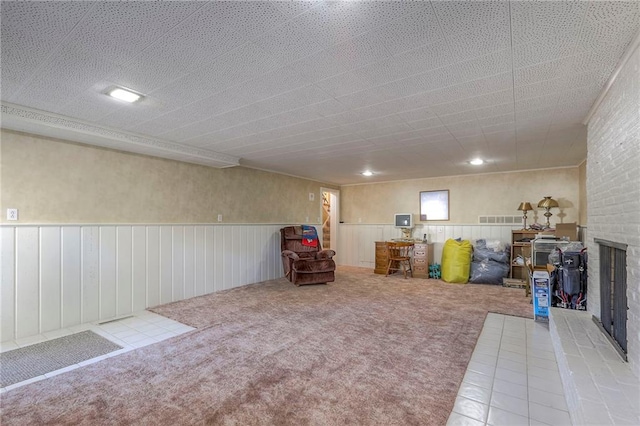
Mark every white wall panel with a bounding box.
[132,226,147,313]
[213,226,224,292]
[61,227,81,328]
[146,226,160,308]
[15,227,39,339]
[116,226,133,317]
[205,226,215,294]
[1,223,292,342]
[1,227,16,341]
[40,227,61,333]
[82,226,100,323]
[159,226,172,304]
[183,226,195,299]
[172,226,184,301]
[100,226,117,320]
[194,226,206,297]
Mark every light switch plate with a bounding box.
[309,193,315,201]
[217,214,222,222]
[7,208,18,220]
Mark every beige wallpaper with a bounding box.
[341,167,581,226]
[0,130,337,224]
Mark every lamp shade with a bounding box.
[538,196,559,209]
[517,202,533,211]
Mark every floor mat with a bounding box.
[0,330,122,387]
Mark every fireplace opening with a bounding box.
[595,238,628,358]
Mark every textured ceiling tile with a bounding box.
[474,102,515,119]
[0,2,95,101]
[298,1,415,45]
[512,39,576,69]
[433,0,509,35]
[438,111,478,126]
[356,123,414,140]
[451,128,485,140]
[485,129,516,144]
[373,4,443,54]
[510,0,588,46]
[313,70,374,98]
[515,94,559,113]
[514,58,573,87]
[417,126,452,139]
[397,106,437,123]
[481,122,516,135]
[152,43,280,109]
[514,78,565,101]
[478,113,515,129]
[577,1,640,51]
[471,89,514,110]
[252,20,327,67]
[446,14,511,61]
[107,4,248,95]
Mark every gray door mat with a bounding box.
[0,330,122,387]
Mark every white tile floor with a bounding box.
[447,313,572,426]
[0,310,195,393]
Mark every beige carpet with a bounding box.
[1,266,532,425]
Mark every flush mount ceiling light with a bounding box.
[469,158,484,165]
[107,87,143,103]
[361,170,374,177]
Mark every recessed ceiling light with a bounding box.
[108,87,142,103]
[469,158,484,165]
[361,170,374,177]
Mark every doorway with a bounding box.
[321,188,339,250]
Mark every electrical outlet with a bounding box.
[7,208,18,221]
[309,192,315,201]
[217,214,223,222]
[305,216,309,222]
[358,218,362,223]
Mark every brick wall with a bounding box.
[587,44,640,377]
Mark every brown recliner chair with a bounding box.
[280,226,336,286]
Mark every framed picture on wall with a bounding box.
[420,190,449,221]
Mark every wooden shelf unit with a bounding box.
[510,230,539,281]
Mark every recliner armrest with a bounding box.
[282,250,300,260]
[315,250,336,260]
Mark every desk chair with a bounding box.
[386,241,413,278]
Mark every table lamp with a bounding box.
[537,196,559,229]
[517,202,533,229]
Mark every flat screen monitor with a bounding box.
[394,213,413,228]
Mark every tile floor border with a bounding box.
[0,310,195,392]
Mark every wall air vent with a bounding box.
[478,215,524,225]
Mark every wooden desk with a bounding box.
[374,241,434,278]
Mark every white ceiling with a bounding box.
[2,1,639,185]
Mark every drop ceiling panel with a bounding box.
[372,5,443,55]
[2,1,638,184]
[0,2,95,101]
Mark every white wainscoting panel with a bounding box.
[336,223,519,268]
[0,224,286,342]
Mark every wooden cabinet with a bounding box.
[374,241,389,274]
[412,243,434,278]
[374,241,434,278]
